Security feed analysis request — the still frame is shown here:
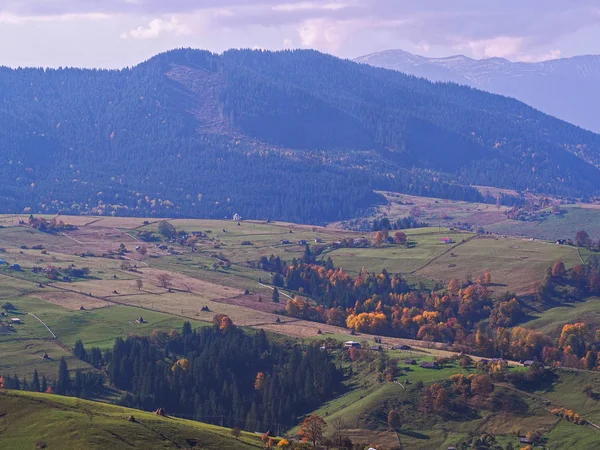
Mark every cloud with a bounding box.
[121,17,191,39]
[455,36,526,60]
[0,12,109,25]
[1,0,600,60]
[298,18,347,51]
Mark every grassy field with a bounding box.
[486,205,600,241]
[416,235,581,294]
[524,297,600,338]
[326,229,473,275]
[0,339,94,380]
[0,390,264,450]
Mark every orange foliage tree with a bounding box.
[298,414,326,448]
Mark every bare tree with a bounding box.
[135,279,143,291]
[157,273,172,290]
[331,417,347,448]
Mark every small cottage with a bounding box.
[344,341,361,349]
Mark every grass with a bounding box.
[0,296,207,349]
[326,229,473,275]
[416,236,581,294]
[0,340,94,380]
[0,390,263,450]
[2,213,600,449]
[524,297,600,338]
[486,206,600,241]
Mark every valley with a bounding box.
[1,208,600,449]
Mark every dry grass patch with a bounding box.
[34,290,114,310]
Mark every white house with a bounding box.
[11,318,22,324]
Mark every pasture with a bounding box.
[416,235,581,294]
[525,297,600,338]
[485,205,600,241]
[0,390,264,450]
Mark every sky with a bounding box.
[1,1,600,68]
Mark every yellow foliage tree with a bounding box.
[171,358,190,373]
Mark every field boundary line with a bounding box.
[60,232,85,245]
[28,312,57,338]
[258,282,293,299]
[409,234,478,274]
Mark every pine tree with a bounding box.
[73,340,87,361]
[182,321,193,337]
[32,370,41,392]
[272,288,280,303]
[56,357,71,395]
[41,375,47,393]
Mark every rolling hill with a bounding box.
[2,48,600,224]
[0,390,263,450]
[355,49,600,133]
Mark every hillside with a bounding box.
[355,50,600,134]
[2,49,600,224]
[0,390,263,450]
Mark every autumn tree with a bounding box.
[137,244,148,256]
[374,230,389,247]
[394,231,407,245]
[551,261,566,278]
[559,323,588,357]
[219,315,234,332]
[298,414,326,448]
[387,409,401,430]
[277,438,290,448]
[482,272,492,285]
[576,230,592,248]
[448,279,461,294]
[171,358,190,373]
[231,427,241,439]
[254,372,265,391]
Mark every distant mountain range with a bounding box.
[1,49,600,223]
[355,50,600,133]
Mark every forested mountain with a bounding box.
[2,48,600,223]
[355,49,600,133]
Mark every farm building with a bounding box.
[10,264,22,271]
[11,318,22,324]
[344,341,361,349]
[370,345,383,352]
[395,344,412,350]
[298,240,307,245]
[280,239,290,245]
[440,237,454,244]
[405,359,417,365]
[523,360,535,367]
[0,259,6,265]
[233,213,241,221]
[314,237,323,243]
[419,361,438,369]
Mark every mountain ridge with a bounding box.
[354,49,600,132]
[1,48,600,223]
